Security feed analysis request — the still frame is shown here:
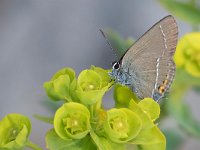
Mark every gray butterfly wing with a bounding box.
[121,15,178,101]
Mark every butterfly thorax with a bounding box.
[109,61,131,86]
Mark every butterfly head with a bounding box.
[109,61,120,79]
[109,61,131,86]
[112,61,120,70]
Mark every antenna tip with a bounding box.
[99,29,106,38]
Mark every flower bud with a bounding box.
[44,68,77,101]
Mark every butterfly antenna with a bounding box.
[99,29,118,60]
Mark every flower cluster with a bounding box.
[174,32,200,77]
[44,66,166,150]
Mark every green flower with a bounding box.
[90,65,111,87]
[76,66,112,105]
[128,99,166,150]
[54,102,91,140]
[114,84,138,108]
[44,67,77,101]
[0,114,31,149]
[104,108,142,143]
[174,32,200,77]
[138,98,160,122]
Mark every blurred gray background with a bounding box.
[0,0,199,149]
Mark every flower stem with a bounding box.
[26,141,43,150]
[90,105,94,121]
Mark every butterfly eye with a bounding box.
[112,62,120,70]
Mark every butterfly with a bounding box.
[101,15,178,101]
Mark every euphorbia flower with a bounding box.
[104,108,142,143]
[174,32,200,77]
[44,67,77,101]
[129,99,165,150]
[0,114,31,149]
[54,102,91,140]
[76,66,112,105]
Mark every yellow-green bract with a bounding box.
[76,66,112,105]
[0,114,31,149]
[104,108,142,143]
[54,102,91,140]
[43,66,113,105]
[174,32,200,77]
[43,67,77,101]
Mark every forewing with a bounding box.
[121,15,178,100]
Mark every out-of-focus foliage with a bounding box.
[175,32,200,77]
[159,0,200,148]
[163,129,183,150]
[167,69,200,138]
[160,0,200,25]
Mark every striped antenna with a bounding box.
[99,29,118,60]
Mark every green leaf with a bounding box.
[159,0,200,24]
[46,129,96,150]
[33,114,54,124]
[90,130,125,150]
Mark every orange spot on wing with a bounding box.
[158,85,165,94]
[163,79,168,86]
[158,79,169,94]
